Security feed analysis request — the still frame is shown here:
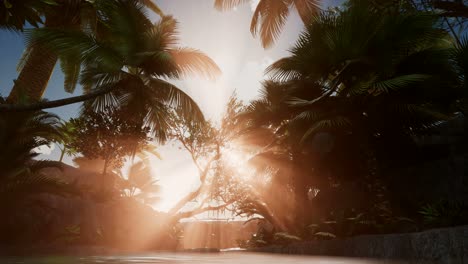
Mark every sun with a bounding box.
[221,143,255,181]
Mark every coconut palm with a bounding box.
[241,1,462,228]
[28,0,220,141]
[267,1,459,153]
[0,106,78,242]
[6,0,163,103]
[122,161,161,205]
[214,0,321,48]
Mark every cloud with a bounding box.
[33,144,55,155]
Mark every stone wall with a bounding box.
[252,225,468,264]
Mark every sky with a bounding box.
[0,0,340,213]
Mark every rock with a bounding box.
[251,225,468,264]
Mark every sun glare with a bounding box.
[221,143,255,182]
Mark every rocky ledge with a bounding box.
[252,225,468,264]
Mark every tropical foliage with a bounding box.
[214,0,320,48]
[0,0,467,251]
[6,0,164,102]
[0,108,77,243]
[68,107,150,177]
[27,0,219,141]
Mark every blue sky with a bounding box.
[0,0,341,212]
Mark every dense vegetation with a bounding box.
[0,0,466,251]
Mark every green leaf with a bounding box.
[4,0,12,9]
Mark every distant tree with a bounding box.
[55,120,78,162]
[121,161,161,205]
[165,96,250,221]
[69,107,150,180]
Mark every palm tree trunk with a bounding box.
[7,45,58,102]
[7,17,59,103]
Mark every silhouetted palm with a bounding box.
[123,161,161,205]
[0,108,78,243]
[6,0,163,103]
[30,1,220,141]
[56,120,78,162]
[267,1,458,148]
[214,0,321,48]
[241,1,462,228]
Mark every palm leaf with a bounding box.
[60,54,81,93]
[251,0,290,48]
[368,74,430,95]
[168,48,221,80]
[214,0,251,11]
[147,78,205,124]
[139,0,164,16]
[293,0,320,24]
[301,116,350,143]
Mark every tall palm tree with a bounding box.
[29,0,220,141]
[267,1,458,152]
[243,0,462,227]
[214,0,321,48]
[6,0,163,103]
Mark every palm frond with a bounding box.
[214,0,251,11]
[27,28,123,71]
[355,74,431,95]
[144,100,171,142]
[168,48,221,80]
[293,0,321,24]
[251,0,290,48]
[147,78,205,124]
[266,58,302,81]
[301,116,350,143]
[60,54,81,93]
[139,0,164,16]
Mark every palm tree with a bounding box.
[122,161,161,205]
[214,0,321,48]
[0,106,77,242]
[0,108,61,178]
[267,1,458,158]
[29,0,220,141]
[242,0,462,227]
[6,0,164,103]
[56,120,78,162]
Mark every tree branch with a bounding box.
[167,154,219,215]
[173,200,235,220]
